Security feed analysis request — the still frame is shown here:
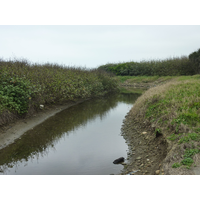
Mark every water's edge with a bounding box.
[0,99,88,150]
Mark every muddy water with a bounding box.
[0,93,140,175]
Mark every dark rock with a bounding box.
[113,157,125,164]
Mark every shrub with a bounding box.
[98,56,195,76]
[0,73,35,114]
[189,48,200,74]
[0,58,118,125]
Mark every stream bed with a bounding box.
[0,93,140,175]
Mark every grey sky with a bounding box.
[1,25,200,68]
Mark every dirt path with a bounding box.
[0,99,87,150]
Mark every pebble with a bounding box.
[136,157,141,160]
[147,159,150,161]
[156,170,160,175]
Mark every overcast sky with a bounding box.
[1,25,200,68]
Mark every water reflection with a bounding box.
[0,93,140,175]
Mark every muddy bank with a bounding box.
[0,99,87,150]
[120,110,167,175]
[120,111,200,175]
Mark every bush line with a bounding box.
[0,58,119,126]
[98,52,200,76]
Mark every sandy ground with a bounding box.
[0,99,86,150]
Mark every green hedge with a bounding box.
[98,56,197,76]
[189,48,200,74]
[0,59,118,119]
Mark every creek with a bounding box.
[0,93,140,175]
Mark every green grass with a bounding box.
[118,76,160,83]
[172,162,182,168]
[128,75,200,170]
[144,77,200,133]
[117,76,176,85]
[167,133,182,141]
[172,148,200,169]
[178,133,200,144]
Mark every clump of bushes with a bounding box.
[98,56,196,76]
[189,48,200,74]
[0,59,119,126]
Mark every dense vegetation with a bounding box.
[98,56,199,76]
[0,59,118,126]
[130,75,200,169]
[189,48,200,74]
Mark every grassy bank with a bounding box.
[0,59,119,127]
[129,74,200,170]
[117,75,176,84]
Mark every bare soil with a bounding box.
[120,111,168,175]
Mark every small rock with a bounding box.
[142,132,147,135]
[136,157,141,160]
[155,170,160,175]
[113,157,125,164]
[140,164,144,167]
[147,159,150,161]
[40,105,44,109]
[162,169,164,172]
[121,162,127,165]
